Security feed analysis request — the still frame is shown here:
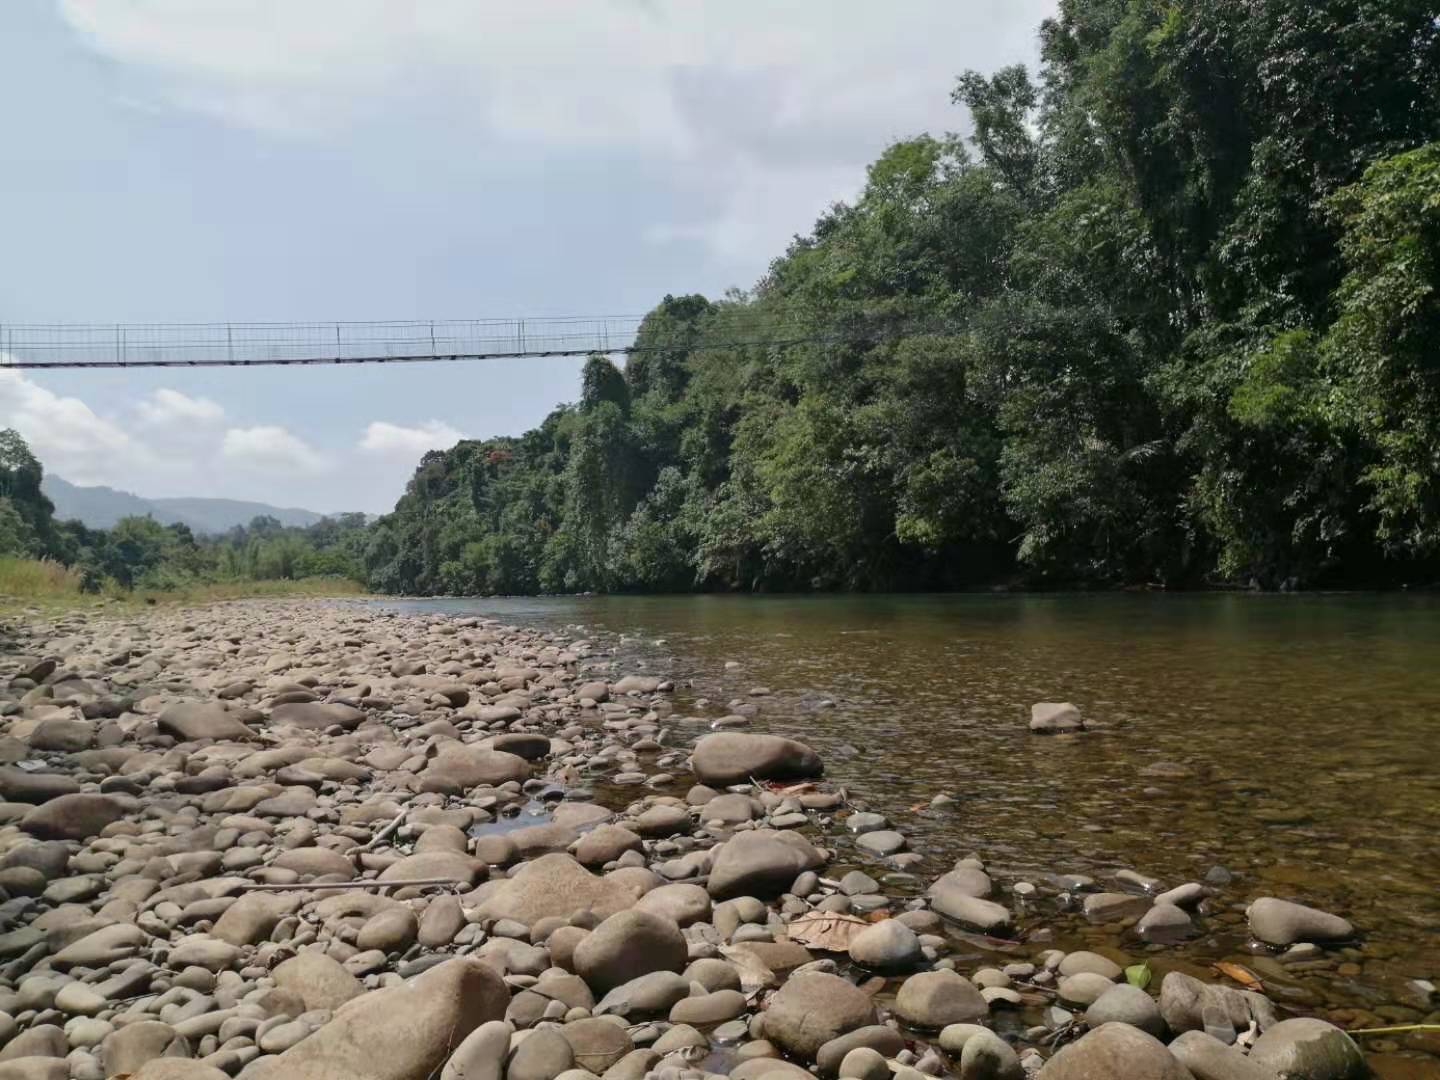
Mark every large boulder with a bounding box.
[1246,898,1355,947]
[0,767,80,804]
[268,701,366,731]
[421,746,530,794]
[21,793,129,840]
[1248,1018,1367,1080]
[272,950,365,1011]
[1036,1023,1194,1079]
[246,956,507,1080]
[158,702,261,742]
[764,972,879,1060]
[707,829,824,899]
[476,853,641,928]
[691,732,822,786]
[893,970,988,1029]
[573,910,686,993]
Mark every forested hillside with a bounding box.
[364,0,1440,594]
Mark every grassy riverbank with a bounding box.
[0,555,366,614]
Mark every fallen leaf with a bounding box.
[908,802,928,812]
[856,975,887,995]
[1125,962,1152,990]
[864,909,891,923]
[718,944,778,992]
[783,911,870,952]
[1212,961,1264,992]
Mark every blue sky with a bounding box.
[0,0,1051,514]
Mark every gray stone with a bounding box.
[573,910,687,993]
[764,972,878,1060]
[21,793,128,840]
[1057,973,1116,1007]
[508,1027,575,1080]
[1035,1023,1193,1079]
[1029,702,1083,733]
[594,971,691,1018]
[273,950,365,1012]
[1168,1031,1278,1080]
[560,1017,634,1074]
[848,919,921,971]
[1245,898,1354,947]
[478,854,639,928]
[1158,972,1277,1038]
[1084,985,1165,1038]
[707,830,824,900]
[157,703,260,742]
[690,733,822,786]
[247,956,508,1080]
[1247,1018,1365,1080]
[958,1028,1023,1080]
[816,1027,906,1078]
[894,970,988,1029]
[839,1047,890,1080]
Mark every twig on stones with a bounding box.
[237,878,464,892]
[361,808,408,850]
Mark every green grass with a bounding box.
[0,555,367,614]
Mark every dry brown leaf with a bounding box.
[908,802,928,812]
[718,944,778,992]
[856,975,887,996]
[864,909,891,923]
[1211,961,1264,992]
[783,911,870,952]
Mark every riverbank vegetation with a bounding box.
[0,428,368,605]
[364,0,1440,593]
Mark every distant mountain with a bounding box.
[42,475,326,533]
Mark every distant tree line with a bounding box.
[0,429,367,592]
[364,0,1440,593]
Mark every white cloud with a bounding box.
[56,0,1054,266]
[136,387,224,426]
[222,425,330,473]
[0,366,160,486]
[360,419,463,459]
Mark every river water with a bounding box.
[377,592,1440,1072]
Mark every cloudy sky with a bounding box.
[1,1,1052,514]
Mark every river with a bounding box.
[376,592,1440,1072]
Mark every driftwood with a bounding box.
[237,877,464,892]
[359,808,408,851]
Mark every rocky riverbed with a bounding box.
[0,599,1432,1079]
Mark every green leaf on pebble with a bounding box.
[1125,962,1152,989]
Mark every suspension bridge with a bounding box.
[0,315,870,370]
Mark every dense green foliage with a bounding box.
[0,429,367,593]
[365,0,1440,593]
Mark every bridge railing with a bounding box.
[0,317,647,367]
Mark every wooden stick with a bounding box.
[237,878,464,892]
[360,808,408,851]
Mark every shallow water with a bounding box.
[378,592,1440,1067]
